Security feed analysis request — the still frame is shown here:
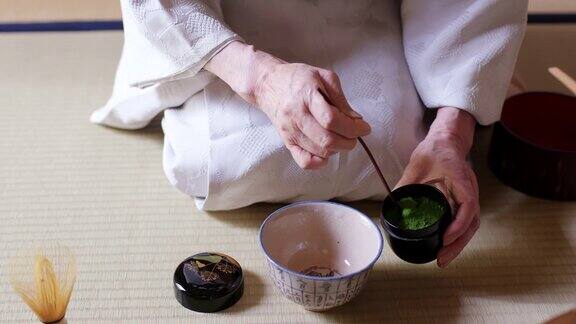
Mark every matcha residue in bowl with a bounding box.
[391,197,445,230]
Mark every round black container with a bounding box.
[380,184,452,264]
[173,252,244,313]
[488,92,576,200]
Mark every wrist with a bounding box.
[205,41,282,104]
[426,107,476,156]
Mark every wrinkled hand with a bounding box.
[254,62,371,168]
[205,41,371,169]
[396,107,480,268]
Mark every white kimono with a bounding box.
[91,0,527,210]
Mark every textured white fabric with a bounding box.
[402,0,527,125]
[91,0,527,210]
[90,0,241,129]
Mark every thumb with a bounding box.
[395,163,422,189]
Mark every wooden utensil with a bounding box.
[548,67,576,95]
[357,137,397,204]
[316,88,397,203]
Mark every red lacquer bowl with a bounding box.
[488,92,576,200]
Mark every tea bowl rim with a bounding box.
[259,200,383,281]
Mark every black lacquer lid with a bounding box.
[173,252,244,313]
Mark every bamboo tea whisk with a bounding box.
[8,242,77,324]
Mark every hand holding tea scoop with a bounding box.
[204,41,371,170]
[8,243,77,323]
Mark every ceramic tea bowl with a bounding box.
[259,201,382,311]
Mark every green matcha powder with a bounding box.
[394,197,444,230]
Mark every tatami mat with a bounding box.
[0,0,120,23]
[0,29,574,323]
[529,0,576,13]
[0,0,574,23]
[517,25,576,95]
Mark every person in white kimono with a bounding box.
[92,0,527,267]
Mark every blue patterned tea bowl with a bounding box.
[259,201,383,311]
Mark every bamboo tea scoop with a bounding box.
[357,137,398,205]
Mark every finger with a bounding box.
[394,158,429,189]
[286,143,328,170]
[467,166,480,197]
[425,177,452,200]
[308,90,371,138]
[317,69,363,119]
[288,127,332,159]
[443,182,480,246]
[395,165,422,189]
[299,110,357,152]
[437,215,480,267]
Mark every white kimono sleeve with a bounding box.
[401,0,527,125]
[91,0,241,129]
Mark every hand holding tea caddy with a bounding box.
[395,107,479,267]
